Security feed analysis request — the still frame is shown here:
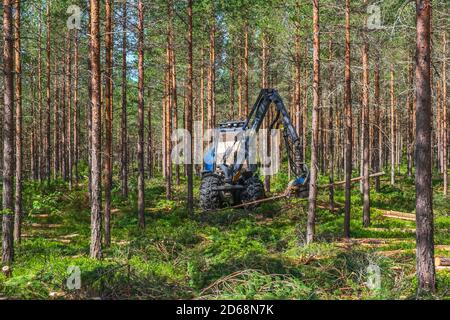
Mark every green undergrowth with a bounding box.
[1,165,450,300]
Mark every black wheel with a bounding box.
[240,176,265,209]
[199,175,222,211]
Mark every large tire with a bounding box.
[200,175,222,211]
[240,176,265,209]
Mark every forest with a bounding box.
[0,0,449,300]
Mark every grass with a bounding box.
[1,164,450,300]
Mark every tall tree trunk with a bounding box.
[186,0,194,215]
[45,1,51,185]
[67,32,73,188]
[137,0,146,229]
[307,0,320,244]
[38,8,44,182]
[89,0,102,259]
[74,30,79,183]
[13,0,22,243]
[200,47,205,163]
[407,61,414,177]
[169,7,179,185]
[147,89,153,178]
[262,34,271,193]
[442,33,448,196]
[373,59,381,192]
[243,23,249,115]
[237,45,242,118]
[2,0,15,267]
[53,60,60,180]
[104,0,113,246]
[165,0,173,199]
[362,42,370,227]
[62,41,68,181]
[31,75,37,180]
[328,40,335,211]
[294,32,303,161]
[343,0,353,239]
[86,0,92,203]
[120,1,128,198]
[229,53,235,119]
[390,65,396,185]
[415,0,435,294]
[207,12,216,131]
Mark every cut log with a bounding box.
[319,172,385,188]
[381,210,415,221]
[435,257,450,266]
[436,266,450,271]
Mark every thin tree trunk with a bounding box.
[207,12,216,131]
[31,75,37,180]
[86,0,92,203]
[74,30,79,183]
[408,61,414,177]
[13,0,23,243]
[38,8,44,182]
[186,0,194,215]
[165,0,173,199]
[169,7,179,185]
[147,89,153,178]
[442,33,447,196]
[243,23,249,115]
[2,0,15,267]
[137,0,145,229]
[390,65,396,185]
[89,0,102,259]
[262,34,271,193]
[53,60,60,180]
[328,40,335,212]
[45,1,51,185]
[373,59,381,192]
[362,42,370,227]
[307,0,320,244]
[415,0,435,294]
[67,32,73,188]
[120,1,128,198]
[229,53,235,119]
[103,0,113,246]
[343,0,352,239]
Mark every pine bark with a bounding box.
[390,65,396,185]
[74,30,79,182]
[343,0,352,239]
[442,33,447,196]
[137,0,146,229]
[2,0,15,266]
[89,0,102,259]
[373,60,381,192]
[328,40,335,211]
[120,1,128,198]
[362,42,370,227]
[104,0,113,245]
[307,0,320,244]
[415,0,435,294]
[45,1,51,185]
[186,0,194,214]
[13,0,23,243]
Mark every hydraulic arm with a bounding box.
[228,88,309,193]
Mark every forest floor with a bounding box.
[1,165,450,300]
